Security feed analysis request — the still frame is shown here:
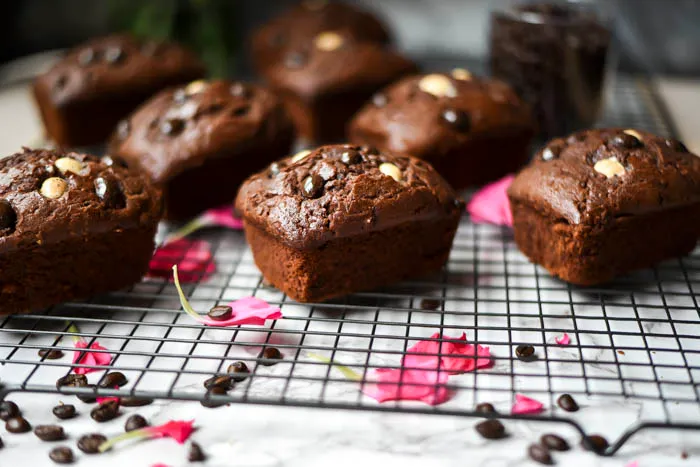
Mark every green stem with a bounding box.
[172,266,205,322]
[307,353,362,381]
[99,428,151,452]
[66,323,82,343]
[164,218,206,245]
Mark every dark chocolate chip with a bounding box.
[567,132,586,144]
[0,200,16,233]
[203,375,235,391]
[160,118,186,136]
[77,48,96,66]
[99,372,128,388]
[208,305,233,321]
[419,298,441,310]
[664,138,688,153]
[188,441,206,462]
[201,386,228,408]
[124,414,148,432]
[227,361,250,382]
[90,400,119,422]
[5,416,31,433]
[116,120,130,140]
[515,344,536,361]
[56,374,88,390]
[95,175,126,209]
[35,425,66,441]
[301,174,324,199]
[363,145,380,156]
[340,149,362,165]
[102,155,128,168]
[372,93,388,107]
[475,419,506,439]
[0,401,20,421]
[541,433,570,451]
[77,433,106,454]
[541,145,561,161]
[556,393,579,412]
[76,385,98,403]
[104,46,126,64]
[39,348,64,359]
[284,51,307,69]
[269,162,282,177]
[52,404,77,420]
[230,82,250,98]
[258,347,283,366]
[528,443,553,465]
[49,446,74,464]
[232,105,250,117]
[441,108,471,132]
[582,434,609,453]
[475,402,497,414]
[119,397,153,407]
[609,133,643,149]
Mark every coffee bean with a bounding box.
[475,419,506,440]
[475,402,496,414]
[208,305,233,321]
[0,401,20,421]
[340,149,362,165]
[610,133,642,149]
[227,361,250,382]
[230,83,249,98]
[6,416,31,433]
[35,425,66,441]
[160,118,186,136]
[258,347,283,366]
[201,386,228,408]
[76,385,98,403]
[120,397,153,407]
[49,446,74,464]
[515,344,536,362]
[90,400,119,422]
[582,434,608,453]
[0,435,3,448]
[57,374,88,390]
[104,46,125,64]
[528,443,553,465]
[77,433,106,454]
[0,200,16,232]
[284,51,307,69]
[556,393,579,412]
[665,138,688,153]
[420,299,441,310]
[301,175,324,199]
[99,372,128,388]
[77,48,96,66]
[188,441,206,462]
[541,433,570,451]
[94,175,126,209]
[124,414,148,432]
[116,120,130,140]
[203,375,235,391]
[372,93,388,107]
[39,348,64,359]
[53,404,77,420]
[441,108,471,132]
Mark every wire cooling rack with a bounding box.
[0,75,698,456]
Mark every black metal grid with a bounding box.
[1,75,698,455]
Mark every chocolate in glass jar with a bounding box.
[489,1,612,138]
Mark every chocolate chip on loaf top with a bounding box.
[508,128,700,225]
[0,148,162,252]
[235,144,464,249]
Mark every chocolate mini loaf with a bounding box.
[508,128,700,285]
[0,148,162,314]
[33,34,206,148]
[235,144,464,302]
[109,79,295,221]
[349,70,535,189]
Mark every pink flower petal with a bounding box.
[362,367,452,405]
[512,394,545,415]
[555,333,571,346]
[203,205,244,230]
[467,175,514,227]
[625,462,639,467]
[146,420,195,444]
[192,297,282,327]
[149,239,216,283]
[72,340,112,374]
[152,464,171,467]
[403,332,492,374]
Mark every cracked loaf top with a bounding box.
[235,144,464,249]
[508,128,700,225]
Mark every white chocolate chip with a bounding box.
[185,80,208,95]
[40,177,68,199]
[379,162,402,182]
[594,157,625,179]
[418,74,457,98]
[314,32,344,51]
[623,129,643,141]
[54,157,85,175]
[290,150,312,163]
[451,68,472,81]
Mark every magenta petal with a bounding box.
[512,394,545,415]
[203,206,244,230]
[467,175,514,227]
[149,239,216,282]
[555,333,571,346]
[403,332,492,374]
[72,341,112,374]
[361,367,452,405]
[146,420,195,444]
[192,297,282,327]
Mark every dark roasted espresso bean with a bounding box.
[515,344,536,362]
[556,394,579,412]
[475,402,496,414]
[609,133,642,149]
[475,419,506,440]
[528,443,553,465]
[90,400,119,422]
[188,441,206,462]
[76,385,98,403]
[582,434,609,453]
[441,108,471,132]
[57,374,88,390]
[0,435,3,448]
[301,175,324,199]
[203,375,235,391]
[0,200,16,232]
[77,433,106,454]
[6,416,31,433]
[160,118,185,136]
[0,401,20,421]
[258,347,283,366]
[227,361,250,382]
[208,305,233,321]
[35,425,66,441]
[201,386,228,408]
[420,298,441,310]
[541,433,570,451]
[53,404,77,420]
[125,414,148,432]
[49,446,74,464]
[39,348,64,359]
[99,372,128,388]
[120,397,153,407]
